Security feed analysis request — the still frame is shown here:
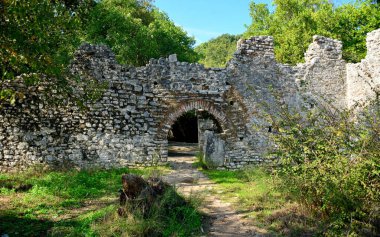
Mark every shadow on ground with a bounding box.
[0,213,81,237]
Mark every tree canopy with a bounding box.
[195,0,380,67]
[245,0,380,64]
[0,0,90,105]
[195,34,240,68]
[1,0,198,106]
[85,0,198,66]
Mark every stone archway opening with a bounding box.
[168,109,223,143]
[167,109,223,160]
[168,110,198,143]
[158,100,230,165]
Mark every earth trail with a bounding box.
[162,142,263,237]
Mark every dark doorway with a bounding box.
[168,110,198,143]
[167,109,223,161]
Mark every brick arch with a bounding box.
[157,100,228,140]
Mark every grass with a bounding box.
[0,165,202,237]
[193,151,209,170]
[93,187,202,237]
[202,166,321,236]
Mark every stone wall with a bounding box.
[1,28,379,171]
[296,35,347,108]
[347,29,380,107]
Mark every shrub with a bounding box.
[270,100,380,236]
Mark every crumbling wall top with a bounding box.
[74,43,116,61]
[366,28,380,59]
[235,36,274,58]
[304,35,343,62]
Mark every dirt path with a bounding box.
[163,142,262,237]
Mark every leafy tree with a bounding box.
[1,0,199,106]
[147,10,199,63]
[0,0,93,105]
[247,2,271,35]
[245,0,380,64]
[195,34,240,68]
[330,1,380,62]
[85,0,198,66]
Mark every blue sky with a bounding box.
[154,0,354,45]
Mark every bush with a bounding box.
[271,100,380,236]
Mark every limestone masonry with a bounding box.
[1,29,379,171]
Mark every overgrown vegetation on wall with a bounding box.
[266,99,380,235]
[204,103,380,235]
[1,1,379,235]
[0,0,198,106]
[0,0,90,106]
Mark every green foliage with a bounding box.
[245,0,380,64]
[193,151,207,169]
[0,0,102,106]
[270,100,380,235]
[330,1,380,62]
[1,0,199,106]
[1,0,83,80]
[85,0,199,66]
[195,34,240,68]
[1,166,202,236]
[0,0,87,104]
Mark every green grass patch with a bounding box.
[202,166,320,236]
[192,151,207,170]
[92,188,202,237]
[0,165,201,236]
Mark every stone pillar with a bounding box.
[198,118,215,150]
[203,131,225,168]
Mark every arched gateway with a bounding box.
[158,100,229,140]
[1,29,379,171]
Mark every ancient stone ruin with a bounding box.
[1,29,379,172]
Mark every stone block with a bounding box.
[203,131,225,168]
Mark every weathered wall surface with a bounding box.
[226,36,296,166]
[1,28,379,172]
[0,44,251,171]
[347,29,380,107]
[295,36,347,108]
